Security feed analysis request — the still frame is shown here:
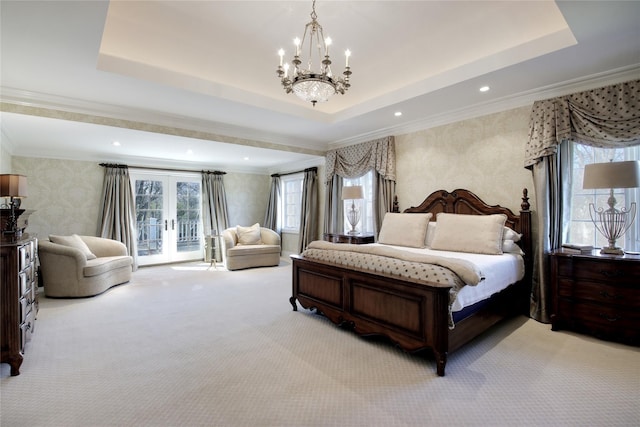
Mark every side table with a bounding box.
[550,248,639,346]
[323,233,375,244]
[204,234,221,269]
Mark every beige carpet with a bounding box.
[1,259,638,426]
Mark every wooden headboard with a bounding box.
[399,188,532,285]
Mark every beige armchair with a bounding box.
[222,226,281,271]
[39,235,133,297]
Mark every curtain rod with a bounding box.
[99,163,226,175]
[271,166,317,178]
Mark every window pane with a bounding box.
[281,174,303,232]
[567,144,639,252]
[344,171,374,234]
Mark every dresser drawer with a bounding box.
[557,299,639,344]
[19,243,34,271]
[557,257,639,285]
[19,267,33,297]
[557,278,640,307]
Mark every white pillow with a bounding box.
[425,222,437,247]
[503,239,525,255]
[236,223,262,245]
[430,213,507,255]
[49,234,97,260]
[378,213,432,248]
[503,227,522,242]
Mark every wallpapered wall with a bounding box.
[7,105,535,256]
[395,106,535,215]
[10,157,273,242]
[12,157,104,238]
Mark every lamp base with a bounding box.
[347,229,360,235]
[600,246,624,255]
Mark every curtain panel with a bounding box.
[323,175,344,236]
[202,172,229,238]
[298,168,318,253]
[324,136,396,235]
[263,175,281,232]
[325,136,396,182]
[97,165,138,270]
[525,80,640,323]
[525,79,640,168]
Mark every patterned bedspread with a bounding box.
[301,240,487,328]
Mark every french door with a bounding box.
[130,171,202,266]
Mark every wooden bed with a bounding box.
[290,188,532,376]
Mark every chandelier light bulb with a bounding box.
[278,49,285,66]
[294,37,301,55]
[345,49,351,67]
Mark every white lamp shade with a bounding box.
[342,185,364,200]
[583,160,640,189]
[0,174,28,198]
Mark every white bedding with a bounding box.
[369,243,525,312]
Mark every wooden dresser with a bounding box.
[1,235,39,376]
[550,248,639,346]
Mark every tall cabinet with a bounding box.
[1,235,38,376]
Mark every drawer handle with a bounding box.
[599,291,623,300]
[600,269,624,278]
[598,313,620,322]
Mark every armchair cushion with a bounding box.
[236,223,262,245]
[49,234,97,260]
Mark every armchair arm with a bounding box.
[80,236,128,257]
[221,228,237,251]
[260,228,281,246]
[38,240,88,283]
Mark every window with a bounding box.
[344,171,374,234]
[281,173,303,233]
[567,143,639,252]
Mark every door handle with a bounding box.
[164,219,168,231]
[171,219,175,230]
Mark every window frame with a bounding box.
[280,173,304,234]
[566,143,639,252]
[343,170,374,234]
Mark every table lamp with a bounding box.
[342,185,364,235]
[583,160,640,255]
[0,174,28,236]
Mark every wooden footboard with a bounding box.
[290,255,451,375]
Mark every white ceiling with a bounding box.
[1,1,639,173]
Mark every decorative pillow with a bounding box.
[503,227,522,242]
[378,213,432,248]
[49,234,97,260]
[502,239,525,255]
[425,222,437,247]
[236,223,262,245]
[430,213,507,255]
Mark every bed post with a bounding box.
[519,188,532,316]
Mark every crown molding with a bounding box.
[0,87,326,155]
[328,65,640,149]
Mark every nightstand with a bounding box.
[550,249,640,346]
[323,233,375,244]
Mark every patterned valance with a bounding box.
[325,136,396,183]
[525,80,640,168]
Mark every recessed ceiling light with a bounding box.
[394,111,402,117]
[243,157,250,161]
[112,141,121,146]
[479,86,490,92]
[186,149,193,155]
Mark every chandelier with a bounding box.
[276,0,351,106]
